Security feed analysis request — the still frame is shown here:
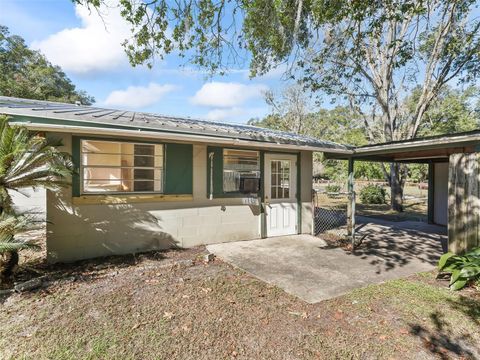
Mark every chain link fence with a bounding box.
[313,190,351,241]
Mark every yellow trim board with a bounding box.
[72,194,193,205]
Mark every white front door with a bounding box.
[264,154,298,237]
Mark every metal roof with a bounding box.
[324,130,480,163]
[0,96,350,152]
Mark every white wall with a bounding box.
[10,188,46,221]
[433,162,448,226]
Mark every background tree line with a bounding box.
[0,26,93,105]
[249,84,480,184]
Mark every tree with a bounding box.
[0,116,73,282]
[0,26,94,105]
[250,85,383,180]
[417,86,480,136]
[79,0,480,211]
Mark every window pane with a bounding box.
[223,149,260,193]
[81,140,164,194]
[134,180,154,192]
[134,169,154,180]
[83,179,123,192]
[269,160,291,200]
[134,155,154,167]
[134,144,155,156]
[82,140,121,154]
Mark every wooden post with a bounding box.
[448,152,480,253]
[347,158,355,245]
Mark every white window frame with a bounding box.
[80,139,165,195]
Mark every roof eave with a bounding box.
[13,121,353,154]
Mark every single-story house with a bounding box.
[1,96,478,262]
[0,96,351,262]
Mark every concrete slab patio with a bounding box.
[207,219,446,303]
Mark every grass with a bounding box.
[1,250,479,359]
[315,184,429,222]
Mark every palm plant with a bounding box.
[0,213,40,282]
[0,115,73,281]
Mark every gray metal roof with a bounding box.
[0,96,350,151]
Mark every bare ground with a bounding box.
[1,245,479,360]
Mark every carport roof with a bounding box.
[325,130,480,163]
[0,96,351,153]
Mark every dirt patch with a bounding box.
[1,249,479,359]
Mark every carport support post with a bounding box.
[347,158,356,249]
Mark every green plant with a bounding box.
[325,184,341,193]
[0,213,40,282]
[438,248,480,290]
[359,184,386,204]
[0,115,73,281]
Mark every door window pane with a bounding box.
[270,160,291,199]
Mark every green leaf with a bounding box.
[438,252,456,270]
[466,247,480,256]
[450,278,468,291]
[459,266,480,279]
[450,269,462,285]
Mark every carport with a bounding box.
[324,130,480,254]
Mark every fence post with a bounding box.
[347,158,355,247]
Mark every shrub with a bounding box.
[359,184,386,204]
[325,184,341,193]
[438,248,480,290]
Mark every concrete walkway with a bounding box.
[207,219,446,303]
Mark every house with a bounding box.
[1,96,478,262]
[0,96,351,262]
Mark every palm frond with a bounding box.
[0,241,40,253]
[0,115,73,212]
[0,213,40,255]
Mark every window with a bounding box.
[270,160,290,199]
[223,149,260,193]
[80,140,164,194]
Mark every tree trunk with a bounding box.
[390,163,406,212]
[0,251,19,284]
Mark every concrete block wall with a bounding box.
[46,132,313,263]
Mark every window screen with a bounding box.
[223,149,260,193]
[81,140,164,193]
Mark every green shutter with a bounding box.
[206,146,224,198]
[164,143,193,194]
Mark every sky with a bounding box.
[0,0,289,124]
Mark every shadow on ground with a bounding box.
[408,294,480,359]
[350,217,447,274]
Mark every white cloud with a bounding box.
[103,83,178,109]
[205,107,246,121]
[191,82,268,108]
[204,106,268,122]
[31,3,131,74]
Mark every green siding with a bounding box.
[164,143,193,194]
[206,146,224,198]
